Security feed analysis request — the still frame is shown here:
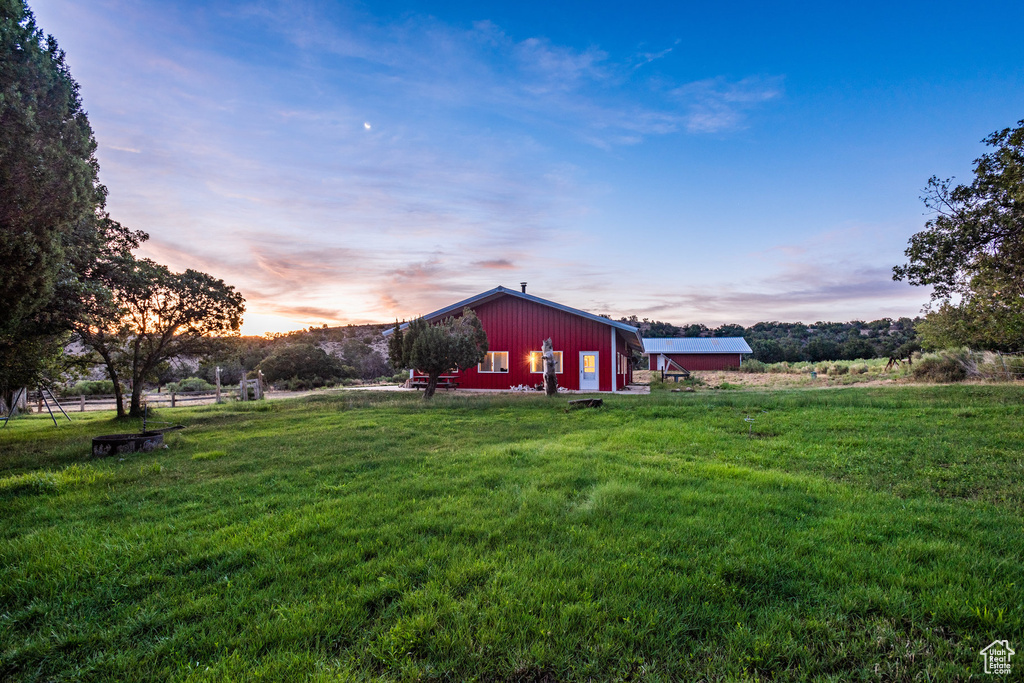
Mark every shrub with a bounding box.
[850,363,869,375]
[62,380,115,396]
[196,360,244,386]
[391,373,409,384]
[277,376,340,391]
[260,344,342,383]
[828,364,849,376]
[913,355,967,383]
[739,359,767,373]
[166,377,215,393]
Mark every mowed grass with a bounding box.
[0,386,1022,681]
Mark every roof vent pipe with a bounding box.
[520,282,527,293]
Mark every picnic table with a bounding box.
[661,369,691,382]
[410,375,460,391]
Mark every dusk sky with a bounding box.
[31,0,1024,335]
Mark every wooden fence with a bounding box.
[26,390,223,413]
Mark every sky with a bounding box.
[30,0,1024,335]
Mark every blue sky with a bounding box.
[31,0,1024,334]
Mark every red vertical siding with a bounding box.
[429,295,628,391]
[648,353,742,371]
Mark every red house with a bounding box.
[644,337,752,372]
[384,285,643,392]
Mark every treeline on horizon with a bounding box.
[619,315,922,363]
[228,316,924,367]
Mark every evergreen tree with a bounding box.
[397,309,488,399]
[0,0,117,403]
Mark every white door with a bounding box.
[579,352,599,391]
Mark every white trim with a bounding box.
[611,328,617,393]
[478,351,510,373]
[579,351,599,391]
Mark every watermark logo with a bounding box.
[980,640,1014,675]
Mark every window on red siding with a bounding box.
[479,351,509,373]
[529,351,563,373]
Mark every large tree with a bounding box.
[388,309,488,399]
[76,257,245,417]
[1,0,102,328]
[894,120,1024,350]
[0,0,128,405]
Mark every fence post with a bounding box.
[240,371,247,401]
[998,352,1011,381]
[256,370,264,400]
[80,395,85,412]
[215,366,222,403]
[171,392,176,408]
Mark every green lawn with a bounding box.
[1,386,1022,681]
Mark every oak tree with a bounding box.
[76,257,245,417]
[894,120,1024,350]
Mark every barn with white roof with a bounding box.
[643,337,753,372]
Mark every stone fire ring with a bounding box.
[92,432,164,457]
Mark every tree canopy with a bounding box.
[894,120,1024,350]
[0,0,103,332]
[0,0,109,401]
[0,1,151,407]
[259,343,347,384]
[75,257,245,417]
[1,0,247,415]
[388,309,488,398]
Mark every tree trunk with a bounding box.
[542,338,557,397]
[423,371,440,399]
[102,355,127,418]
[111,378,126,418]
[129,381,146,417]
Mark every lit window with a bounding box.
[583,354,596,373]
[479,351,509,373]
[529,351,563,373]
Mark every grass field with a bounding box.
[1,386,1022,681]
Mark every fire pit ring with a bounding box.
[92,431,165,457]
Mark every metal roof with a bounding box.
[382,286,643,350]
[642,337,752,354]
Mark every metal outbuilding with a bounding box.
[643,337,752,372]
